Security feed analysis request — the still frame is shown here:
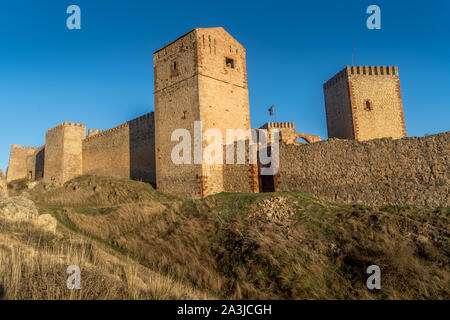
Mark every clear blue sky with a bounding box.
[1,0,449,172]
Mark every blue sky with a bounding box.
[0,0,449,172]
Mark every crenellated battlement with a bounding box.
[11,144,40,151]
[323,66,399,90]
[347,65,398,76]
[87,129,103,137]
[128,112,154,126]
[265,122,295,129]
[84,123,129,142]
[323,68,348,90]
[46,121,86,134]
[84,112,154,142]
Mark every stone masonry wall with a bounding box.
[277,132,449,207]
[83,123,130,180]
[154,29,203,198]
[323,68,354,139]
[6,145,41,182]
[43,125,65,184]
[44,122,86,185]
[26,146,45,180]
[324,66,406,141]
[348,66,406,141]
[223,139,259,193]
[197,28,251,196]
[154,27,251,198]
[82,113,156,184]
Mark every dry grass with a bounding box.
[24,175,176,206]
[0,215,213,300]
[4,176,450,300]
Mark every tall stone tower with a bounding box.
[153,27,251,198]
[44,122,86,185]
[323,66,407,141]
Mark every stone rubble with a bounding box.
[254,196,296,223]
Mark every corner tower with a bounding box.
[323,66,407,141]
[153,27,251,198]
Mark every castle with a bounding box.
[8,27,429,203]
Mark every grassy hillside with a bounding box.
[3,175,449,299]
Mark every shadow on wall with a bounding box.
[129,114,156,188]
[34,148,45,180]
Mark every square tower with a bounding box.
[153,27,251,198]
[44,122,86,185]
[323,66,407,141]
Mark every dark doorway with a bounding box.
[260,175,275,192]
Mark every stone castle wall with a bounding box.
[26,147,45,180]
[154,30,203,198]
[44,122,85,185]
[276,132,449,207]
[82,113,156,184]
[222,139,259,194]
[323,69,355,139]
[197,28,251,196]
[6,145,42,182]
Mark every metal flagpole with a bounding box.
[352,41,356,66]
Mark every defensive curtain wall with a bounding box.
[7,113,156,186]
[276,132,449,207]
[82,113,156,184]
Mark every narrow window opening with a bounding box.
[365,100,373,111]
[173,61,177,70]
[225,57,235,69]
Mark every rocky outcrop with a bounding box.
[0,169,7,198]
[0,196,38,220]
[0,196,57,233]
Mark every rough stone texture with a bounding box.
[260,122,321,144]
[27,181,39,190]
[0,169,8,198]
[0,196,57,232]
[0,196,39,221]
[277,132,449,207]
[222,139,258,193]
[154,27,251,198]
[324,66,406,141]
[37,214,57,233]
[252,196,296,223]
[5,145,43,182]
[82,113,156,184]
[44,122,86,185]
